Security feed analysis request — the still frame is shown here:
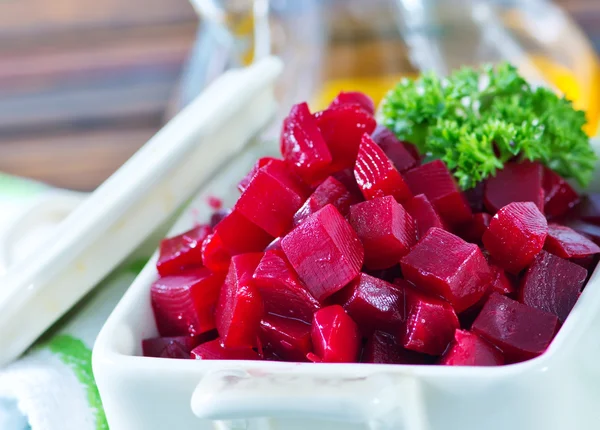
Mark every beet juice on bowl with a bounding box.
[142,62,600,367]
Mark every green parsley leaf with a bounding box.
[379,63,596,189]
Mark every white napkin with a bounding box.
[0,176,148,430]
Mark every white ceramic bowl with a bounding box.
[93,135,600,430]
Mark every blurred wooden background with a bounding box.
[0,0,598,190]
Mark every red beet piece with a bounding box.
[459,213,491,244]
[328,91,375,115]
[151,268,225,337]
[281,204,364,302]
[280,102,332,185]
[252,250,320,323]
[459,264,516,330]
[201,232,231,273]
[315,103,377,171]
[404,194,446,239]
[293,176,359,227]
[348,196,416,270]
[484,161,544,214]
[545,224,600,259]
[238,157,278,193]
[472,293,559,362]
[395,279,460,355]
[235,159,308,237]
[215,209,273,255]
[309,305,360,363]
[400,228,491,312]
[576,194,600,225]
[362,331,433,364]
[337,273,404,335]
[215,253,264,348]
[142,336,201,359]
[520,251,587,322]
[259,314,312,362]
[404,160,472,227]
[156,225,211,276]
[489,264,516,296]
[543,167,579,219]
[371,125,418,173]
[191,339,261,360]
[354,134,412,203]
[482,202,548,274]
[440,330,504,366]
[564,219,600,246]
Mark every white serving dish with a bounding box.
[93,116,600,430]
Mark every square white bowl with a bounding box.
[93,105,600,430]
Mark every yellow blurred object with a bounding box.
[529,55,600,137]
[310,74,417,112]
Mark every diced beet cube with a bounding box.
[464,182,485,213]
[545,224,600,259]
[337,273,404,335]
[404,194,446,239]
[235,159,308,237]
[394,279,460,355]
[282,205,364,301]
[214,209,273,255]
[215,253,264,348]
[151,268,225,337]
[328,91,375,115]
[400,228,491,312]
[459,264,517,330]
[489,264,516,296]
[404,160,472,228]
[482,202,548,274]
[238,157,279,193]
[354,134,412,203]
[308,305,360,363]
[156,225,211,276]
[520,251,587,322]
[259,314,312,362]
[315,104,377,171]
[362,331,433,364]
[201,233,231,273]
[280,103,332,185]
[293,176,360,226]
[142,336,201,359]
[472,293,559,362]
[484,161,544,214]
[371,125,417,173]
[543,167,579,219]
[458,213,491,244]
[191,339,261,360]
[332,168,363,201]
[575,194,600,225]
[439,330,504,366]
[252,250,320,323]
[348,196,416,269]
[564,219,600,246]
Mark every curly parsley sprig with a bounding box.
[379,63,596,189]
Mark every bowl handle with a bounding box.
[191,368,428,430]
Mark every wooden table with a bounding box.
[0,0,598,191]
